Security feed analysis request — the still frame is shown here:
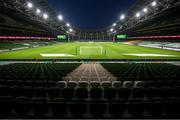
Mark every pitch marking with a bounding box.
[40,54,74,57]
[125,54,177,57]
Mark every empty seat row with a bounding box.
[0,87,132,100]
[102,63,180,82]
[60,80,180,89]
[2,79,180,90]
[57,81,145,89]
[145,81,180,88]
[0,76,64,81]
[1,96,180,118]
[0,63,81,81]
[0,80,56,87]
[2,86,180,101]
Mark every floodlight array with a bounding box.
[151,1,157,7]
[69,28,73,32]
[43,13,48,19]
[110,1,159,33]
[143,8,148,13]
[66,23,70,27]
[27,2,33,8]
[113,23,117,26]
[58,15,63,21]
[120,14,125,20]
[36,9,41,14]
[25,1,74,34]
[136,12,141,18]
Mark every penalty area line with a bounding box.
[124,54,177,57]
[40,54,75,57]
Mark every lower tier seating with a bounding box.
[0,63,180,118]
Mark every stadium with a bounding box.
[0,0,180,119]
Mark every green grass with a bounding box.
[0,42,25,50]
[0,41,57,50]
[0,42,180,59]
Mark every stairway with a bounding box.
[64,63,117,82]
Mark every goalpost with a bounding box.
[79,46,104,55]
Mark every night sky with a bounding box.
[47,0,135,29]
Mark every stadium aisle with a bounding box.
[65,63,117,82]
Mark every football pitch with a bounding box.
[0,42,180,59]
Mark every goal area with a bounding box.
[79,46,105,56]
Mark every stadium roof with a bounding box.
[124,0,180,19]
[127,0,153,15]
[109,0,180,34]
[27,0,56,18]
[1,0,180,36]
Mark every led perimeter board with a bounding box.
[57,35,68,41]
[115,34,127,41]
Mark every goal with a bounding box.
[79,46,104,55]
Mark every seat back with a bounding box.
[47,87,61,99]
[135,81,145,88]
[67,81,78,89]
[90,88,103,99]
[118,88,132,100]
[112,81,123,89]
[61,88,74,100]
[90,81,100,88]
[75,88,89,99]
[132,88,146,98]
[123,81,134,88]
[104,88,117,100]
[78,81,89,88]
[101,81,112,89]
[57,81,67,89]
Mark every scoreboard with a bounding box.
[115,34,127,41]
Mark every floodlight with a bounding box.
[151,1,157,6]
[58,15,63,20]
[66,23,70,27]
[27,2,33,8]
[36,9,41,14]
[69,28,73,32]
[110,28,114,32]
[120,14,125,20]
[136,12,141,18]
[43,13,48,19]
[113,23,116,26]
[143,8,148,13]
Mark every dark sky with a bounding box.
[47,0,135,29]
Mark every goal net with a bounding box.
[79,46,104,55]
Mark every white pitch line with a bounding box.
[125,54,177,57]
[40,54,74,57]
